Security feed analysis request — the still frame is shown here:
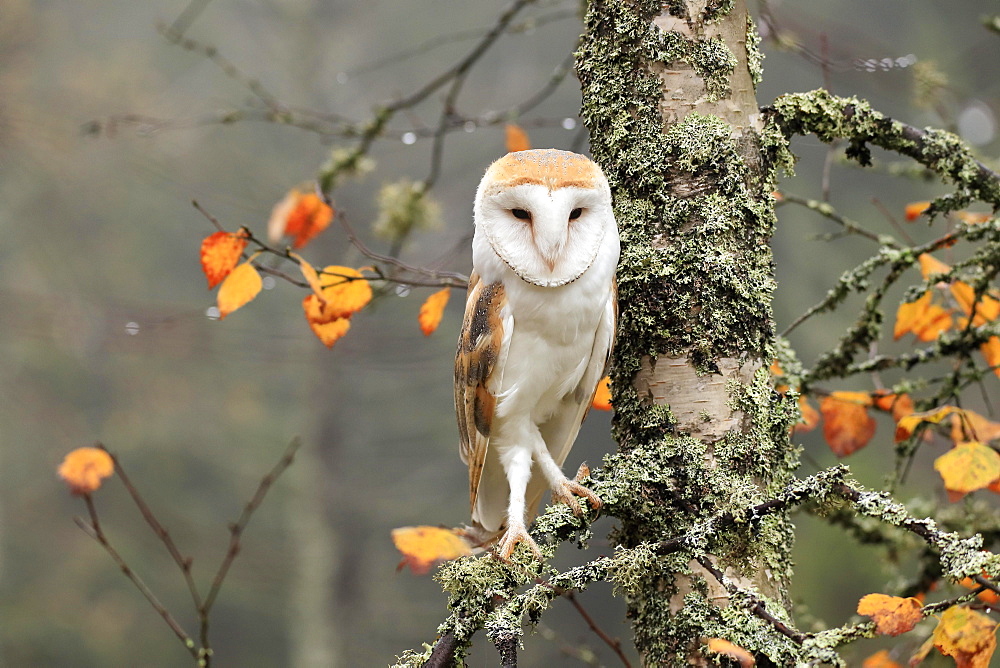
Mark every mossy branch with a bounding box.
[397,463,1000,666]
[766,89,1000,208]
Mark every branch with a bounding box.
[695,557,807,643]
[564,590,633,667]
[99,445,205,619]
[200,438,302,634]
[76,495,198,658]
[767,90,1000,207]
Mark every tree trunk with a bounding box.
[578,0,799,663]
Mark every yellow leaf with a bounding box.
[291,253,325,297]
[592,376,612,411]
[418,288,450,336]
[58,447,115,495]
[200,230,248,289]
[949,408,1000,444]
[857,593,924,636]
[306,266,372,322]
[217,261,262,319]
[391,526,472,575]
[934,442,1000,500]
[705,638,755,667]
[932,606,997,668]
[505,123,531,153]
[302,295,351,348]
[895,405,960,442]
[820,392,876,457]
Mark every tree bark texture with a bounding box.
[578,0,800,664]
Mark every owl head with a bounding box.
[473,149,616,288]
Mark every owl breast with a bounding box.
[486,238,617,424]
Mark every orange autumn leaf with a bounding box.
[857,593,924,636]
[981,336,1000,377]
[934,442,1000,501]
[932,605,997,668]
[956,211,991,225]
[861,649,902,668]
[905,201,931,221]
[418,288,450,336]
[872,392,915,422]
[308,266,372,322]
[302,295,351,348]
[200,230,248,289]
[705,638,755,667]
[58,447,115,495]
[893,291,953,342]
[794,394,820,433]
[391,525,472,575]
[217,261,262,319]
[268,189,333,249]
[820,392,876,457]
[592,376,612,411]
[505,123,531,153]
[918,253,951,280]
[958,577,1000,606]
[951,281,1000,325]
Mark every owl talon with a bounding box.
[496,525,543,562]
[552,479,602,516]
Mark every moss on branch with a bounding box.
[767,89,1000,208]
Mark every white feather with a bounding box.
[462,149,619,546]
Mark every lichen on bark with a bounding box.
[577,0,798,663]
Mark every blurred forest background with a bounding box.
[1,0,998,665]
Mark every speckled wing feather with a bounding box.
[455,272,510,512]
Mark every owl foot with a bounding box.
[551,478,602,517]
[495,523,543,562]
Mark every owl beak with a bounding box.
[533,216,567,272]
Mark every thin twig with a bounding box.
[201,438,302,616]
[696,556,807,643]
[565,590,633,667]
[98,445,205,616]
[778,193,890,245]
[331,206,470,288]
[76,495,198,657]
[386,0,538,113]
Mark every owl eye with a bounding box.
[569,208,583,221]
[511,208,532,221]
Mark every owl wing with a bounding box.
[455,272,511,514]
[524,278,617,522]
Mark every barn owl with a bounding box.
[456,149,619,560]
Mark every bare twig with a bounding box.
[565,590,633,667]
[98,445,205,617]
[777,193,890,245]
[76,494,198,658]
[201,438,302,617]
[386,0,537,113]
